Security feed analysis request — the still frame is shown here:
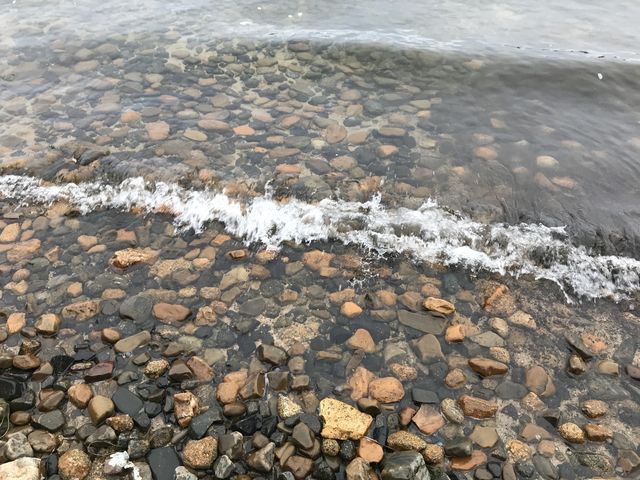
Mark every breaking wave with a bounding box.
[1,174,639,300]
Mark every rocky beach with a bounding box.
[1,1,640,479]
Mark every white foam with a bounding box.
[1,174,639,300]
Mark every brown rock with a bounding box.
[319,398,373,440]
[284,455,314,480]
[368,377,404,403]
[468,357,509,377]
[13,354,40,370]
[525,366,555,396]
[7,239,41,262]
[182,436,217,469]
[153,303,190,323]
[412,404,445,435]
[507,440,531,461]
[217,382,240,404]
[458,395,498,418]
[110,248,158,268]
[0,223,20,242]
[174,391,199,427]
[77,235,98,250]
[413,334,444,363]
[450,450,487,471]
[101,328,121,344]
[239,372,266,399]
[88,395,114,424]
[106,414,134,432]
[445,368,467,388]
[234,125,255,136]
[120,110,141,123]
[68,384,93,408]
[59,449,91,480]
[423,297,455,315]
[584,423,612,441]
[345,457,372,480]
[186,356,213,381]
[470,426,499,448]
[325,124,347,144]
[346,329,376,353]
[377,145,398,158]
[358,437,384,463]
[114,331,151,353]
[581,399,608,418]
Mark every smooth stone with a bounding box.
[147,447,181,480]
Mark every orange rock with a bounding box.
[368,377,404,403]
[376,145,398,158]
[120,110,141,123]
[473,145,497,161]
[346,329,375,353]
[358,437,384,463]
[110,248,158,268]
[302,250,334,270]
[412,404,445,435]
[6,313,26,335]
[146,121,170,140]
[375,290,397,306]
[186,356,214,381]
[174,392,199,427]
[445,324,465,342]
[328,288,356,304]
[468,357,509,376]
[153,303,191,323]
[216,382,239,404]
[451,451,487,470]
[584,423,612,442]
[341,302,363,318]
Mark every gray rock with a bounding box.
[174,466,197,480]
[382,451,430,480]
[533,454,558,480]
[119,295,153,322]
[0,457,41,480]
[470,331,505,348]
[444,437,472,458]
[398,311,445,335]
[32,410,65,432]
[3,433,33,460]
[213,455,234,478]
[86,425,116,445]
[147,447,181,480]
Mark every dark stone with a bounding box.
[10,389,35,410]
[300,413,322,435]
[381,451,429,479]
[541,408,562,428]
[533,454,558,480]
[113,387,144,416]
[189,408,223,439]
[50,355,74,376]
[84,361,114,382]
[444,437,472,458]
[398,310,445,335]
[256,344,287,366]
[411,388,439,404]
[314,460,335,480]
[120,295,153,322]
[339,440,356,461]
[147,447,181,480]
[33,410,65,432]
[564,333,595,360]
[239,298,266,316]
[496,381,528,400]
[515,461,535,478]
[291,422,314,450]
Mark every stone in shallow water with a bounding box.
[398,310,445,334]
[112,387,144,417]
[381,451,430,480]
[319,398,373,440]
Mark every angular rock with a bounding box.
[381,451,430,480]
[319,398,373,440]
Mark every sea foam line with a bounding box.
[1,174,639,300]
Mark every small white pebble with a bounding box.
[597,73,603,80]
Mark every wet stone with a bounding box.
[381,451,429,480]
[148,447,181,480]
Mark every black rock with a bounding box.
[0,377,24,400]
[189,408,223,439]
[261,416,278,437]
[50,355,74,376]
[314,460,336,480]
[10,389,35,410]
[533,454,558,480]
[381,451,429,479]
[147,447,181,480]
[120,295,153,322]
[300,413,322,435]
[113,386,144,416]
[339,440,357,461]
[515,461,535,478]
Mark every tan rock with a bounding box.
[581,399,608,418]
[174,391,199,427]
[106,414,134,433]
[88,395,114,425]
[509,310,537,329]
[120,110,141,123]
[349,366,377,402]
[186,356,213,381]
[59,449,91,480]
[387,431,427,451]
[558,423,585,443]
[325,124,347,144]
[422,444,445,464]
[368,377,404,403]
[77,235,97,250]
[34,314,60,336]
[341,302,363,318]
[445,324,465,342]
[7,239,41,262]
[233,125,255,136]
[0,223,20,242]
[182,436,217,469]
[278,395,303,419]
[319,398,373,440]
[346,329,375,353]
[377,145,398,158]
[216,382,240,404]
[423,297,455,315]
[68,384,93,408]
[61,300,99,321]
[145,359,170,378]
[458,395,498,418]
[470,425,498,448]
[146,121,170,140]
[153,303,190,323]
[110,248,158,268]
[412,404,445,435]
[474,145,497,161]
[506,439,531,461]
[6,313,26,335]
[525,365,555,396]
